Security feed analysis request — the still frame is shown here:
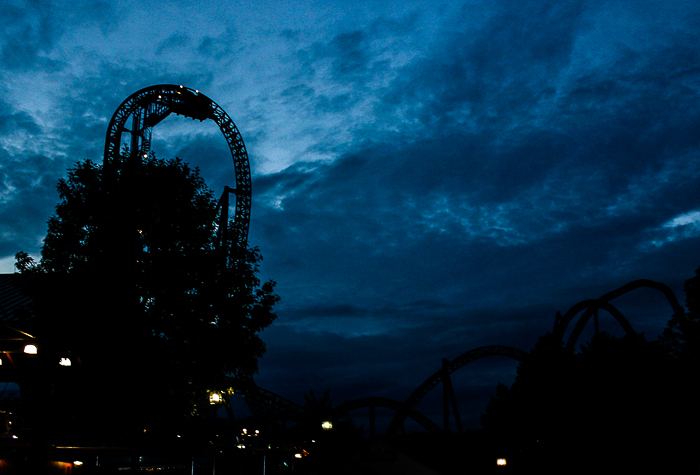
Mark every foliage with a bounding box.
[661,265,700,362]
[15,151,279,441]
[481,268,700,474]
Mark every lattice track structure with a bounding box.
[338,397,441,437]
[103,84,251,253]
[552,279,685,351]
[386,345,528,436]
[233,382,304,421]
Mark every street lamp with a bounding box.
[23,344,37,354]
[209,391,222,404]
[321,421,333,430]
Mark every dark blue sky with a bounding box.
[1,0,699,431]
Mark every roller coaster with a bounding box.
[104,85,687,438]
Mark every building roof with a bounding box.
[0,274,35,324]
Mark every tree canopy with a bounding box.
[15,151,278,441]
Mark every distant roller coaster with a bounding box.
[553,279,684,351]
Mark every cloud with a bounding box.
[156,33,192,55]
[0,0,115,71]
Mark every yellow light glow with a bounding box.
[321,421,333,430]
[209,392,221,404]
[294,453,302,459]
[73,461,83,466]
[23,344,37,354]
[497,458,507,466]
[59,358,71,366]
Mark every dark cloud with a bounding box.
[0,99,41,134]
[0,0,114,71]
[156,33,192,55]
[197,27,239,59]
[0,151,64,256]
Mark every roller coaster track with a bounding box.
[237,280,684,435]
[553,279,684,350]
[233,380,304,420]
[386,345,527,435]
[338,397,442,436]
[104,84,251,251]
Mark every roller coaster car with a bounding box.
[169,91,211,122]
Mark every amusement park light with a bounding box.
[209,391,222,404]
[23,344,37,354]
[497,458,507,466]
[321,421,333,430]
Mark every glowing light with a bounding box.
[209,392,221,404]
[294,453,302,459]
[73,461,83,466]
[23,344,37,354]
[59,358,71,366]
[497,458,507,466]
[321,421,333,430]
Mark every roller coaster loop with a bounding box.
[103,84,251,252]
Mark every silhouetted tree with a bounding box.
[15,151,278,443]
[661,265,700,364]
[482,268,700,474]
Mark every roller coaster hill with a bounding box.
[0,85,697,473]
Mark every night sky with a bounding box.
[1,1,699,432]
